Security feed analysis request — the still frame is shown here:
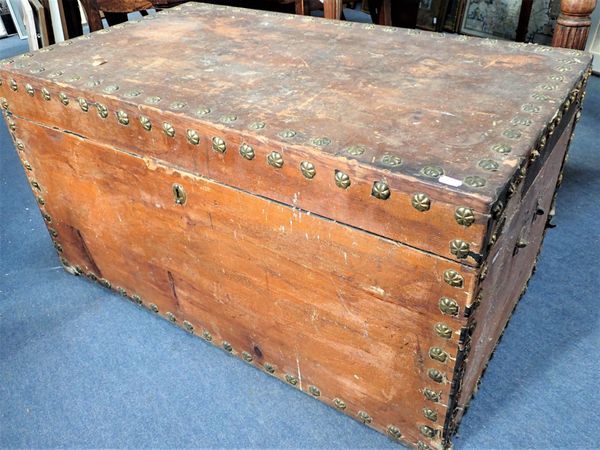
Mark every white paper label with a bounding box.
[438,175,463,187]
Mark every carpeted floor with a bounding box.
[1,28,599,450]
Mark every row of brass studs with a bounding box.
[417,266,468,439]
[485,67,590,251]
[482,69,583,179]
[117,102,481,227]
[25,82,391,201]
[59,270,409,444]
[15,137,64,253]
[6,114,85,263]
[420,311,454,433]
[424,178,502,440]
[3,78,484,197]
[494,77,585,217]
[2,83,482,246]
[7,89,463,437]
[420,164,489,190]
[529,77,585,165]
[3,84,479,261]
[448,221,473,257]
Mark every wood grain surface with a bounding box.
[0,3,592,264]
[11,116,482,449]
[446,106,578,441]
[0,76,491,265]
[0,4,592,448]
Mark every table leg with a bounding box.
[295,0,306,15]
[323,0,342,20]
[79,0,103,32]
[552,0,597,49]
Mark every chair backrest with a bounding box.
[20,0,39,50]
[79,0,155,31]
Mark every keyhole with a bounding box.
[172,183,186,205]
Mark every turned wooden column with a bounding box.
[552,0,597,49]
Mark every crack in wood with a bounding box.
[72,227,102,277]
[167,270,180,310]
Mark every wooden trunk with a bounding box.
[0,4,592,449]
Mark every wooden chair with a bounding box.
[79,0,182,32]
[82,0,310,31]
[294,0,344,21]
[80,0,596,51]
[295,0,389,23]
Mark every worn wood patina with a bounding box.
[0,3,593,449]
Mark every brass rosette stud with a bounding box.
[334,170,351,189]
[412,193,430,212]
[371,181,390,200]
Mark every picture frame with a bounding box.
[0,11,6,36]
[526,0,561,44]
[47,0,66,41]
[19,0,37,49]
[416,0,450,32]
[459,0,521,40]
[0,0,14,36]
[29,0,51,47]
[7,0,27,38]
[78,0,87,25]
[443,0,466,32]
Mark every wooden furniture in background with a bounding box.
[295,0,353,21]
[322,0,342,20]
[516,0,533,42]
[372,0,419,27]
[417,0,449,31]
[552,0,597,49]
[80,0,596,51]
[442,0,466,32]
[83,0,323,32]
[20,0,38,49]
[80,0,169,32]
[295,0,341,19]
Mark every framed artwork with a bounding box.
[0,12,6,36]
[0,0,15,36]
[526,0,560,44]
[459,0,559,43]
[20,0,37,48]
[47,0,66,41]
[460,0,521,40]
[443,0,466,32]
[7,0,27,38]
[29,0,51,46]
[78,0,87,25]
[417,0,450,31]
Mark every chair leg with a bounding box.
[323,0,342,19]
[295,0,306,15]
[104,11,127,26]
[379,0,391,25]
[79,0,103,31]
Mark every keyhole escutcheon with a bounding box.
[172,183,187,205]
